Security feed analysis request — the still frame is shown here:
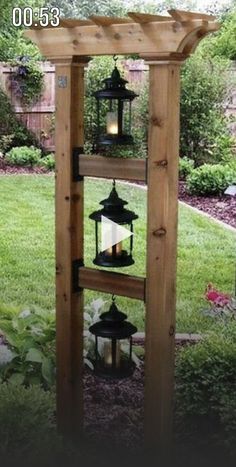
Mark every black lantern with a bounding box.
[89,180,138,268]
[93,56,138,147]
[89,296,137,379]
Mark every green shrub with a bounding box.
[186,163,236,195]
[179,157,194,180]
[5,146,41,166]
[38,153,55,170]
[0,86,39,151]
[209,10,236,61]
[0,383,57,463]
[175,324,236,451]
[0,134,14,153]
[180,51,233,165]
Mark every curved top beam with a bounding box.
[24,10,219,61]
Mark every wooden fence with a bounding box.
[0,62,55,151]
[0,60,235,152]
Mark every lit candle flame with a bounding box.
[106,111,118,135]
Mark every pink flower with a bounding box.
[205,283,230,307]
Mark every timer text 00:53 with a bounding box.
[12,7,60,28]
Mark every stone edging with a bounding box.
[83,330,201,343]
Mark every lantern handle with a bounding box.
[112,294,116,302]
[113,55,118,65]
[112,178,116,188]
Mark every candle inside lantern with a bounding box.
[104,340,121,368]
[105,241,122,257]
[106,111,118,135]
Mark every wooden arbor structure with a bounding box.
[25,10,219,453]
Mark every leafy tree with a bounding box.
[47,0,199,18]
[204,0,235,17]
[209,10,236,60]
[0,0,44,60]
[47,0,125,18]
[180,51,234,163]
[122,0,197,14]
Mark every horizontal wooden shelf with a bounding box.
[79,266,145,301]
[79,154,146,182]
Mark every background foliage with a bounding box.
[85,50,233,164]
[180,51,234,164]
[10,57,44,105]
[206,10,236,61]
[0,88,39,152]
[0,0,43,61]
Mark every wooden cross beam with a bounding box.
[25,10,219,59]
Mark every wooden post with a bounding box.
[54,56,89,436]
[144,55,183,456]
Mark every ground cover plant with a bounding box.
[0,306,55,387]
[0,175,235,333]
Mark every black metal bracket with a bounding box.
[72,259,84,293]
[72,147,84,182]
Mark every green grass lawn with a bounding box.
[0,174,235,333]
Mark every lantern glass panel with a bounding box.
[93,219,134,268]
[94,337,135,379]
[89,297,137,379]
[96,99,133,145]
[89,182,138,268]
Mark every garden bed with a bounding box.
[0,159,47,174]
[83,337,196,448]
[179,181,236,228]
[84,363,144,448]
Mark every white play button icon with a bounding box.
[101,215,133,252]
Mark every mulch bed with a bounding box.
[0,159,48,175]
[83,338,196,449]
[83,343,230,467]
[84,364,144,449]
[179,181,236,229]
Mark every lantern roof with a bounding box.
[94,64,138,100]
[89,298,137,339]
[101,183,128,209]
[89,183,138,223]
